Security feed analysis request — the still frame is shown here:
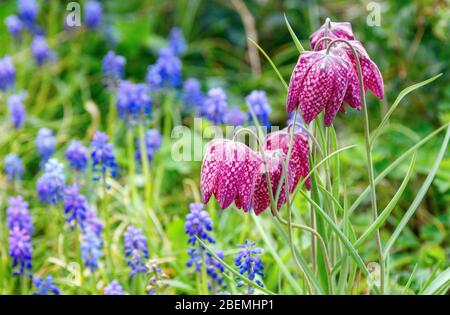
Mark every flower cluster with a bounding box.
[90,131,118,178]
[187,247,226,289]
[7,196,33,234]
[81,230,103,272]
[246,90,272,127]
[33,275,60,295]
[5,15,23,37]
[8,93,27,129]
[18,0,38,27]
[36,128,56,164]
[36,158,66,205]
[65,140,89,172]
[168,27,186,56]
[235,240,264,293]
[135,129,163,163]
[124,225,149,276]
[84,0,103,29]
[146,48,182,91]
[104,280,126,295]
[184,203,215,245]
[224,107,246,126]
[4,153,24,182]
[31,36,55,65]
[286,19,384,126]
[0,56,16,92]
[200,88,228,124]
[63,185,88,229]
[200,128,310,215]
[117,81,152,125]
[102,51,126,88]
[182,78,205,112]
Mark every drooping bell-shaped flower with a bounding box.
[330,40,384,103]
[264,128,311,192]
[286,51,350,126]
[200,139,262,211]
[309,19,354,51]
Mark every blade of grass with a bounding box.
[384,124,450,255]
[283,13,305,53]
[401,263,418,295]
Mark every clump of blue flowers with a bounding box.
[146,48,182,91]
[182,78,205,113]
[81,230,103,272]
[4,153,24,182]
[135,129,163,163]
[84,0,103,29]
[0,56,16,92]
[31,36,55,65]
[185,203,215,245]
[65,140,88,172]
[187,247,226,290]
[7,196,33,234]
[168,27,186,56]
[90,131,118,178]
[36,128,56,164]
[17,0,38,27]
[201,88,228,124]
[104,280,126,295]
[102,51,126,89]
[117,81,152,126]
[8,226,32,275]
[86,209,103,237]
[63,184,88,230]
[36,158,66,205]
[5,15,23,38]
[124,225,149,276]
[33,275,60,295]
[235,240,265,293]
[8,93,27,129]
[224,107,246,126]
[246,90,271,127]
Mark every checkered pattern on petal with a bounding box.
[310,21,354,51]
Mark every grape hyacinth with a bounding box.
[146,48,182,91]
[117,81,152,126]
[63,185,88,230]
[36,128,56,163]
[146,259,169,295]
[8,226,32,275]
[4,153,24,182]
[17,0,38,27]
[8,93,26,129]
[36,158,66,205]
[135,129,163,163]
[31,36,55,65]
[184,203,215,245]
[182,78,205,112]
[65,140,88,172]
[102,51,126,89]
[81,230,103,272]
[186,247,226,290]
[86,209,103,237]
[201,88,228,124]
[104,280,126,295]
[246,90,271,127]
[124,225,149,276]
[235,240,264,293]
[224,107,246,126]
[0,56,16,92]
[33,275,60,295]
[90,131,118,178]
[168,27,186,56]
[7,196,33,234]
[84,0,103,29]
[5,15,23,38]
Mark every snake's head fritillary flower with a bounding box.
[168,27,187,56]
[201,139,262,211]
[201,88,228,124]
[7,196,33,234]
[286,50,350,126]
[124,225,149,276]
[8,93,27,130]
[310,19,354,50]
[8,226,32,275]
[5,15,24,38]
[65,140,88,172]
[102,51,126,89]
[104,280,126,295]
[0,56,16,92]
[31,36,56,66]
[224,107,247,126]
[33,275,60,295]
[246,90,272,127]
[4,153,24,182]
[330,40,384,102]
[84,0,103,29]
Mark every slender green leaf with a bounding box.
[283,13,305,53]
[401,264,418,295]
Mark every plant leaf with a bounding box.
[283,13,305,53]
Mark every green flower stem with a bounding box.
[126,128,138,205]
[101,175,114,275]
[107,91,117,138]
[200,243,209,295]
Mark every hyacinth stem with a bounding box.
[107,91,117,138]
[200,244,209,295]
[163,92,175,145]
[101,175,114,274]
[126,128,138,205]
[326,38,385,294]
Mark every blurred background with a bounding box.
[0,0,448,294]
